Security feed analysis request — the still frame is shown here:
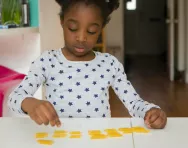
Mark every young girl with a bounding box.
[8,0,167,129]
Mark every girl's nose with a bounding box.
[76,31,87,43]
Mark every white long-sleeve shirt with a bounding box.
[8,49,160,118]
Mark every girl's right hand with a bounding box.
[21,98,61,127]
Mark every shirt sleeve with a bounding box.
[110,55,160,119]
[7,51,49,115]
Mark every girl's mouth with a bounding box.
[75,47,85,53]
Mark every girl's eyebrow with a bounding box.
[67,19,78,23]
[67,18,100,27]
[91,23,100,27]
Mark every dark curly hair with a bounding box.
[55,0,120,26]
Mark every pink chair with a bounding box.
[0,65,26,117]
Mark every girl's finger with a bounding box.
[150,116,163,129]
[149,109,160,124]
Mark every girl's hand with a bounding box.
[21,98,61,127]
[144,108,167,129]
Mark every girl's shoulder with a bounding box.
[94,51,120,63]
[31,49,60,64]
[95,51,113,58]
[41,49,59,56]
[38,49,61,59]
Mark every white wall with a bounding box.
[106,0,124,65]
[39,0,64,51]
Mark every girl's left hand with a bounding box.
[144,108,167,129]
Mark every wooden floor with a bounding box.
[109,55,188,117]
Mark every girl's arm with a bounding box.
[7,51,49,115]
[110,56,160,119]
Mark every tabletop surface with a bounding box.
[0,117,134,148]
[0,117,187,148]
[131,117,188,148]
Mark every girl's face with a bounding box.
[61,2,103,59]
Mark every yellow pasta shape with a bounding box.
[118,128,133,133]
[88,130,102,135]
[132,126,145,130]
[69,131,81,135]
[90,134,107,139]
[132,127,150,133]
[54,130,67,134]
[106,129,123,136]
[89,133,105,137]
[53,133,67,138]
[107,132,123,137]
[37,140,54,145]
[35,132,48,138]
[104,129,119,134]
[70,135,82,138]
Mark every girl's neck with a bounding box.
[61,47,96,62]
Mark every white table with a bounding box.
[131,117,188,148]
[0,117,134,148]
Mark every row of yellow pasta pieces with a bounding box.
[36,130,82,139]
[119,127,150,133]
[36,127,149,139]
[36,130,82,145]
[89,129,123,139]
[36,127,149,145]
[89,127,149,139]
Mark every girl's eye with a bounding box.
[87,31,97,35]
[69,28,78,32]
